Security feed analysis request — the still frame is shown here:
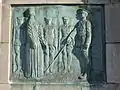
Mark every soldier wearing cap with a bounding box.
[58,16,74,72]
[74,8,92,80]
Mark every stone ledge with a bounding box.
[0,84,10,90]
[88,0,110,4]
[1,0,111,4]
[9,83,120,90]
[2,0,85,4]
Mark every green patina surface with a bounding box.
[11,5,106,84]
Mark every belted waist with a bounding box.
[76,33,86,36]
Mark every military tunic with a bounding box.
[74,20,91,75]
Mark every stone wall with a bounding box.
[1,0,120,90]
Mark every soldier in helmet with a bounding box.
[74,8,92,80]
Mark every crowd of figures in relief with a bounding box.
[12,7,92,81]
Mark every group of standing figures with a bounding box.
[12,7,92,80]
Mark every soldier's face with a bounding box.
[17,17,23,25]
[63,19,69,25]
[76,11,87,20]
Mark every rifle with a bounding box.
[44,26,76,72]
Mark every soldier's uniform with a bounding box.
[13,17,24,73]
[43,23,57,74]
[59,24,74,72]
[74,19,91,78]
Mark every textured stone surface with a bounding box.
[47,0,84,3]
[22,84,34,90]
[106,44,120,83]
[36,85,60,90]
[0,84,10,90]
[0,43,9,83]
[2,0,84,4]
[1,4,10,42]
[3,0,46,4]
[105,4,120,42]
[110,0,120,4]
[2,0,112,4]
[98,84,116,90]
[0,84,118,90]
[116,84,120,90]
[0,1,2,42]
[11,84,23,90]
[88,0,109,4]
[82,86,92,90]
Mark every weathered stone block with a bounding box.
[82,86,99,90]
[1,5,10,42]
[11,84,23,90]
[50,0,84,3]
[116,84,120,90]
[3,0,46,4]
[0,2,2,42]
[105,4,120,42]
[106,44,120,83]
[0,43,9,83]
[88,0,109,4]
[22,84,34,90]
[60,86,74,90]
[98,84,116,90]
[0,84,10,90]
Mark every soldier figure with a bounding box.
[59,17,74,72]
[13,16,24,74]
[43,17,57,74]
[74,8,92,80]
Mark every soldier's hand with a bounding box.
[67,37,72,44]
[53,45,57,50]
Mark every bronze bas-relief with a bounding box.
[11,5,105,83]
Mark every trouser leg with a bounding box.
[49,53,54,73]
[14,45,21,72]
[66,45,73,72]
[62,47,67,71]
[44,45,49,74]
[80,50,89,76]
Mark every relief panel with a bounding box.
[11,5,106,84]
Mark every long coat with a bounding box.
[25,16,44,79]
